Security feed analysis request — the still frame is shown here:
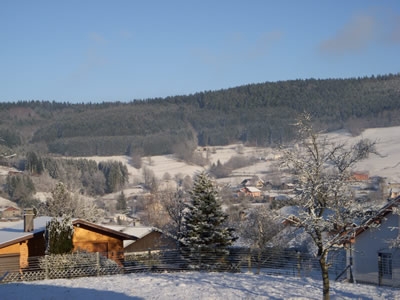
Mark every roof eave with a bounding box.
[72,219,138,240]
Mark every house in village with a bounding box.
[239,186,262,198]
[0,210,138,275]
[0,206,21,219]
[388,182,400,199]
[350,171,369,181]
[344,196,400,287]
[240,177,265,189]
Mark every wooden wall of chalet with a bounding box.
[0,242,20,256]
[0,234,45,271]
[0,243,21,273]
[73,225,124,263]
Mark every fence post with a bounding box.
[148,248,152,268]
[96,252,100,277]
[248,251,251,273]
[378,254,382,286]
[297,251,301,277]
[45,255,49,279]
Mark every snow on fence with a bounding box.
[0,251,122,283]
[0,248,398,288]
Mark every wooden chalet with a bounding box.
[239,186,262,197]
[0,210,138,275]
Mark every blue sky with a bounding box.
[1,1,400,103]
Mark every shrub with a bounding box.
[39,251,121,278]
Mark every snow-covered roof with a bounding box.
[278,206,302,218]
[274,194,291,201]
[0,206,20,212]
[350,196,400,239]
[0,216,52,248]
[102,224,153,239]
[101,224,155,248]
[245,186,261,193]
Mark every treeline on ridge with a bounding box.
[1,74,400,157]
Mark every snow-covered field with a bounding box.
[321,126,400,183]
[80,126,400,185]
[1,271,399,300]
[1,126,400,203]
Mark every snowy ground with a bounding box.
[1,272,398,300]
[74,126,400,187]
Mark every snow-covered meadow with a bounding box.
[1,271,399,300]
[75,126,400,187]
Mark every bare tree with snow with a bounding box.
[239,205,285,274]
[162,189,187,242]
[280,113,376,300]
[43,182,103,222]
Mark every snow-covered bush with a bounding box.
[39,251,121,277]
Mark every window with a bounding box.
[379,253,392,279]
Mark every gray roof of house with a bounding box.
[101,225,155,248]
[0,216,52,249]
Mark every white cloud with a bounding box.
[388,14,400,44]
[66,33,109,84]
[89,32,107,44]
[248,30,283,59]
[319,13,377,55]
[192,30,283,69]
[119,30,133,40]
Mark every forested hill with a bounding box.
[1,74,400,157]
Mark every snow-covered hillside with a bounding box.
[1,125,399,208]
[77,126,400,187]
[1,272,398,300]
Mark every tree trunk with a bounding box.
[319,251,330,300]
[256,249,261,275]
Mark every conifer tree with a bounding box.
[45,215,74,255]
[116,191,127,211]
[180,172,236,270]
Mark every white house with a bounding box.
[344,196,400,287]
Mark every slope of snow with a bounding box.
[323,126,400,183]
[68,126,400,191]
[1,272,398,300]
[0,196,17,208]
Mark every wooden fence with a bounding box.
[1,248,398,288]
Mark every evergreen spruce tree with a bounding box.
[116,191,127,211]
[180,172,236,270]
[45,215,74,255]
